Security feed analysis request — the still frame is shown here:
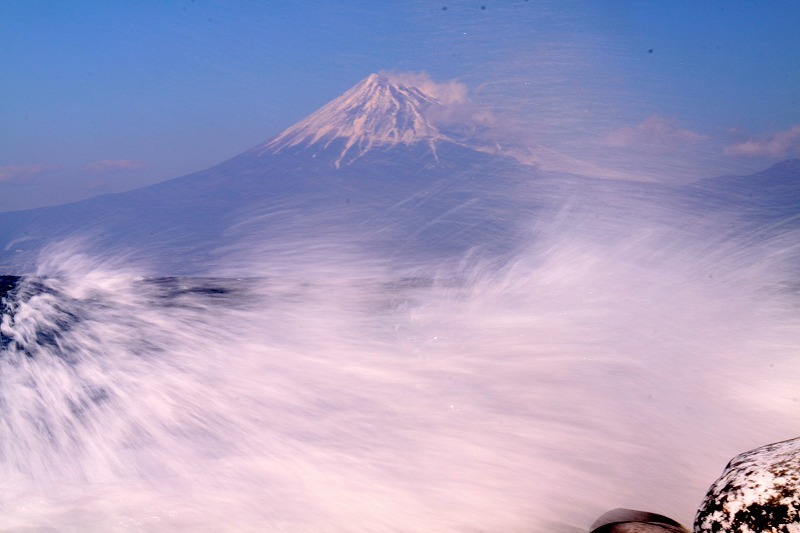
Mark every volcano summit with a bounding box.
[257,73,449,167]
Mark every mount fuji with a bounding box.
[258,73,449,167]
[0,73,797,274]
[0,74,555,274]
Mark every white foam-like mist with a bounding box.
[0,188,797,532]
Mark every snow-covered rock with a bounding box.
[694,437,800,532]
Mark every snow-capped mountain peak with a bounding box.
[258,74,447,167]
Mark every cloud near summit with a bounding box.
[382,71,521,145]
[381,71,469,106]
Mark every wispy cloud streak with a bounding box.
[605,115,710,150]
[85,159,147,173]
[725,125,800,157]
[0,163,60,183]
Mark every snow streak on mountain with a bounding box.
[256,73,448,167]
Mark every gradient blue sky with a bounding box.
[2,0,799,211]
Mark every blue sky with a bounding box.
[2,0,799,210]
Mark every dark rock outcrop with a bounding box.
[589,508,689,532]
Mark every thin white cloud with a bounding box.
[381,71,469,105]
[0,163,60,183]
[382,71,524,145]
[85,159,147,173]
[724,125,800,157]
[605,115,710,150]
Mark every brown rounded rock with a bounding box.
[589,508,689,533]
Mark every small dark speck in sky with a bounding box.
[442,6,447,10]
[648,48,654,54]
[481,5,486,9]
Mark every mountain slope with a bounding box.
[688,158,800,221]
[0,75,548,274]
[1,73,796,275]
